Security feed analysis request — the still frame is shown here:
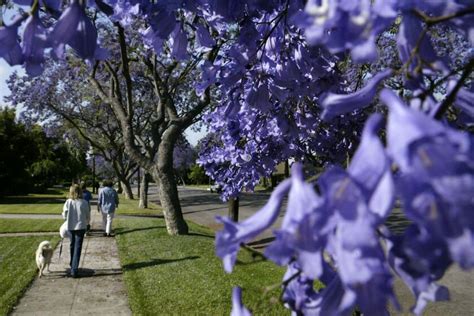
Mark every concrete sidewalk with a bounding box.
[11,208,132,315]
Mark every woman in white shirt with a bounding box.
[62,184,90,278]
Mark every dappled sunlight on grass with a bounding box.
[115,218,287,315]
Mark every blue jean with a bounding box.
[69,229,86,276]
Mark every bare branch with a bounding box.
[434,58,474,119]
[414,6,474,26]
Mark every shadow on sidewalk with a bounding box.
[122,256,200,271]
[40,268,124,279]
[79,268,124,277]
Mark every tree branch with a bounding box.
[116,23,134,120]
[434,58,474,119]
[414,6,474,26]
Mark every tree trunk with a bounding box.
[137,168,141,198]
[92,155,97,194]
[228,197,239,221]
[120,180,134,199]
[153,127,188,235]
[139,172,149,209]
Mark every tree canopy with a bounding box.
[0,107,87,195]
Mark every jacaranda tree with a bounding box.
[1,0,473,315]
[7,60,140,199]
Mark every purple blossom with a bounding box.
[385,225,451,315]
[453,85,474,119]
[321,69,392,120]
[141,26,164,54]
[195,24,215,48]
[169,24,188,60]
[51,0,103,60]
[348,113,394,220]
[381,88,474,270]
[245,83,272,112]
[150,9,177,39]
[109,0,141,26]
[230,287,251,316]
[301,0,397,63]
[265,163,326,277]
[0,16,26,66]
[22,12,49,76]
[282,258,356,315]
[396,12,441,87]
[196,61,219,95]
[13,0,60,10]
[215,178,291,272]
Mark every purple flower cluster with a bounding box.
[297,0,398,63]
[0,0,110,75]
[221,101,473,315]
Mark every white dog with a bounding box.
[36,241,54,278]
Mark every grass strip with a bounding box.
[0,236,60,316]
[0,202,64,215]
[0,219,64,234]
[115,218,287,315]
[115,198,162,217]
[0,190,67,215]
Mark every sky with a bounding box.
[0,59,23,105]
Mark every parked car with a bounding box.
[208,184,222,193]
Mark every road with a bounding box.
[146,185,283,248]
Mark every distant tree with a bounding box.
[28,125,87,190]
[188,164,209,185]
[0,108,37,195]
[0,107,87,195]
[173,137,196,186]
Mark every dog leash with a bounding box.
[59,238,64,259]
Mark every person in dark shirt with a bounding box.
[97,180,119,237]
[81,182,92,235]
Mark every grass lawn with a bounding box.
[0,236,61,316]
[115,217,288,315]
[186,184,210,190]
[0,188,162,217]
[115,197,162,217]
[0,189,67,215]
[0,219,64,233]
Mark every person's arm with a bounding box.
[86,202,91,225]
[97,190,102,212]
[62,200,69,220]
